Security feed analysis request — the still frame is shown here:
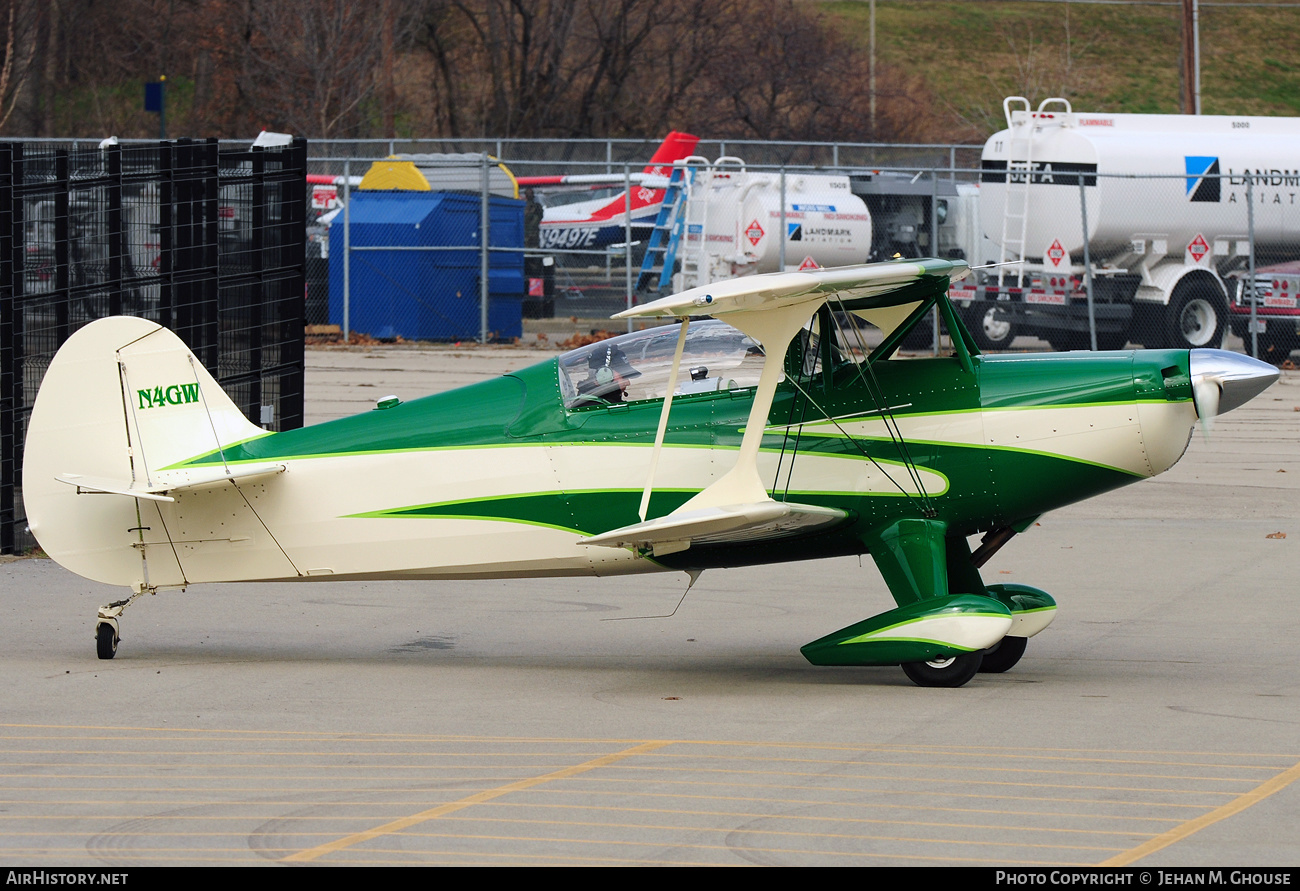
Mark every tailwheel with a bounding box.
[95,591,146,661]
[901,651,983,688]
[979,636,1027,673]
[95,622,118,660]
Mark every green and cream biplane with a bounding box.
[22,258,1277,686]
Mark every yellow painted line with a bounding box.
[648,750,1293,772]
[298,831,1109,863]
[280,740,671,863]
[516,786,1195,818]
[1102,759,1300,866]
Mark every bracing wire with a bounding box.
[826,299,936,516]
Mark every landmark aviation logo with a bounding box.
[1185,156,1221,202]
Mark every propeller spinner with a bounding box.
[1189,349,1279,424]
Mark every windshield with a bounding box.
[558,320,766,409]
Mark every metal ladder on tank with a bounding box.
[998,97,1035,288]
[673,159,719,293]
[675,157,749,292]
[997,97,1075,288]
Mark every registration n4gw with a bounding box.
[23,259,1277,687]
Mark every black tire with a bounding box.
[978,636,1027,673]
[965,305,1016,351]
[901,651,983,688]
[1164,280,1227,349]
[96,623,117,660]
[1259,330,1299,365]
[1095,331,1130,351]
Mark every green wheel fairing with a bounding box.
[984,583,1058,639]
[801,594,1014,666]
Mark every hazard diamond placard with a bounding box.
[745,219,765,246]
[1186,233,1210,265]
[798,255,820,271]
[1046,239,1066,267]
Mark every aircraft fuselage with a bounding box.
[146,346,1196,584]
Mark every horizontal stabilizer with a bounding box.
[578,500,848,556]
[57,462,287,502]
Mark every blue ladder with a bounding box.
[636,167,693,294]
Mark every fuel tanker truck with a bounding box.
[957,97,1300,353]
[637,157,873,293]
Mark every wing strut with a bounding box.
[678,293,827,511]
[638,318,691,521]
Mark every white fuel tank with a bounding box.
[678,165,871,284]
[980,102,1300,263]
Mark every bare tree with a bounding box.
[236,0,390,137]
[949,12,1099,138]
[0,0,927,144]
[0,0,38,130]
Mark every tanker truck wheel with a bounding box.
[1164,280,1226,349]
[1260,330,1299,365]
[964,305,1016,351]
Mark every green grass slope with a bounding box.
[825,0,1300,141]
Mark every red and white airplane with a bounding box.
[516,131,700,251]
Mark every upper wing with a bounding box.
[615,258,969,327]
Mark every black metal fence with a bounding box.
[1,137,308,554]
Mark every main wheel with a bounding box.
[96,623,118,660]
[1259,330,1299,365]
[1164,280,1227,349]
[978,636,1027,673]
[901,651,983,688]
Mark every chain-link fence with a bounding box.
[1,138,307,554]
[305,139,981,341]
[310,144,984,342]
[314,141,1299,365]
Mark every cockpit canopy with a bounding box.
[558,320,766,409]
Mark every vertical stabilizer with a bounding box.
[24,317,271,588]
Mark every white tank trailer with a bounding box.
[962,97,1300,353]
[667,159,873,292]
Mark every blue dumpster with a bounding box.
[329,191,524,340]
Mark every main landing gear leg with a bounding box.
[801,519,1013,688]
[965,526,1056,673]
[800,521,1058,687]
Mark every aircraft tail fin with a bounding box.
[642,131,700,177]
[23,316,269,584]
